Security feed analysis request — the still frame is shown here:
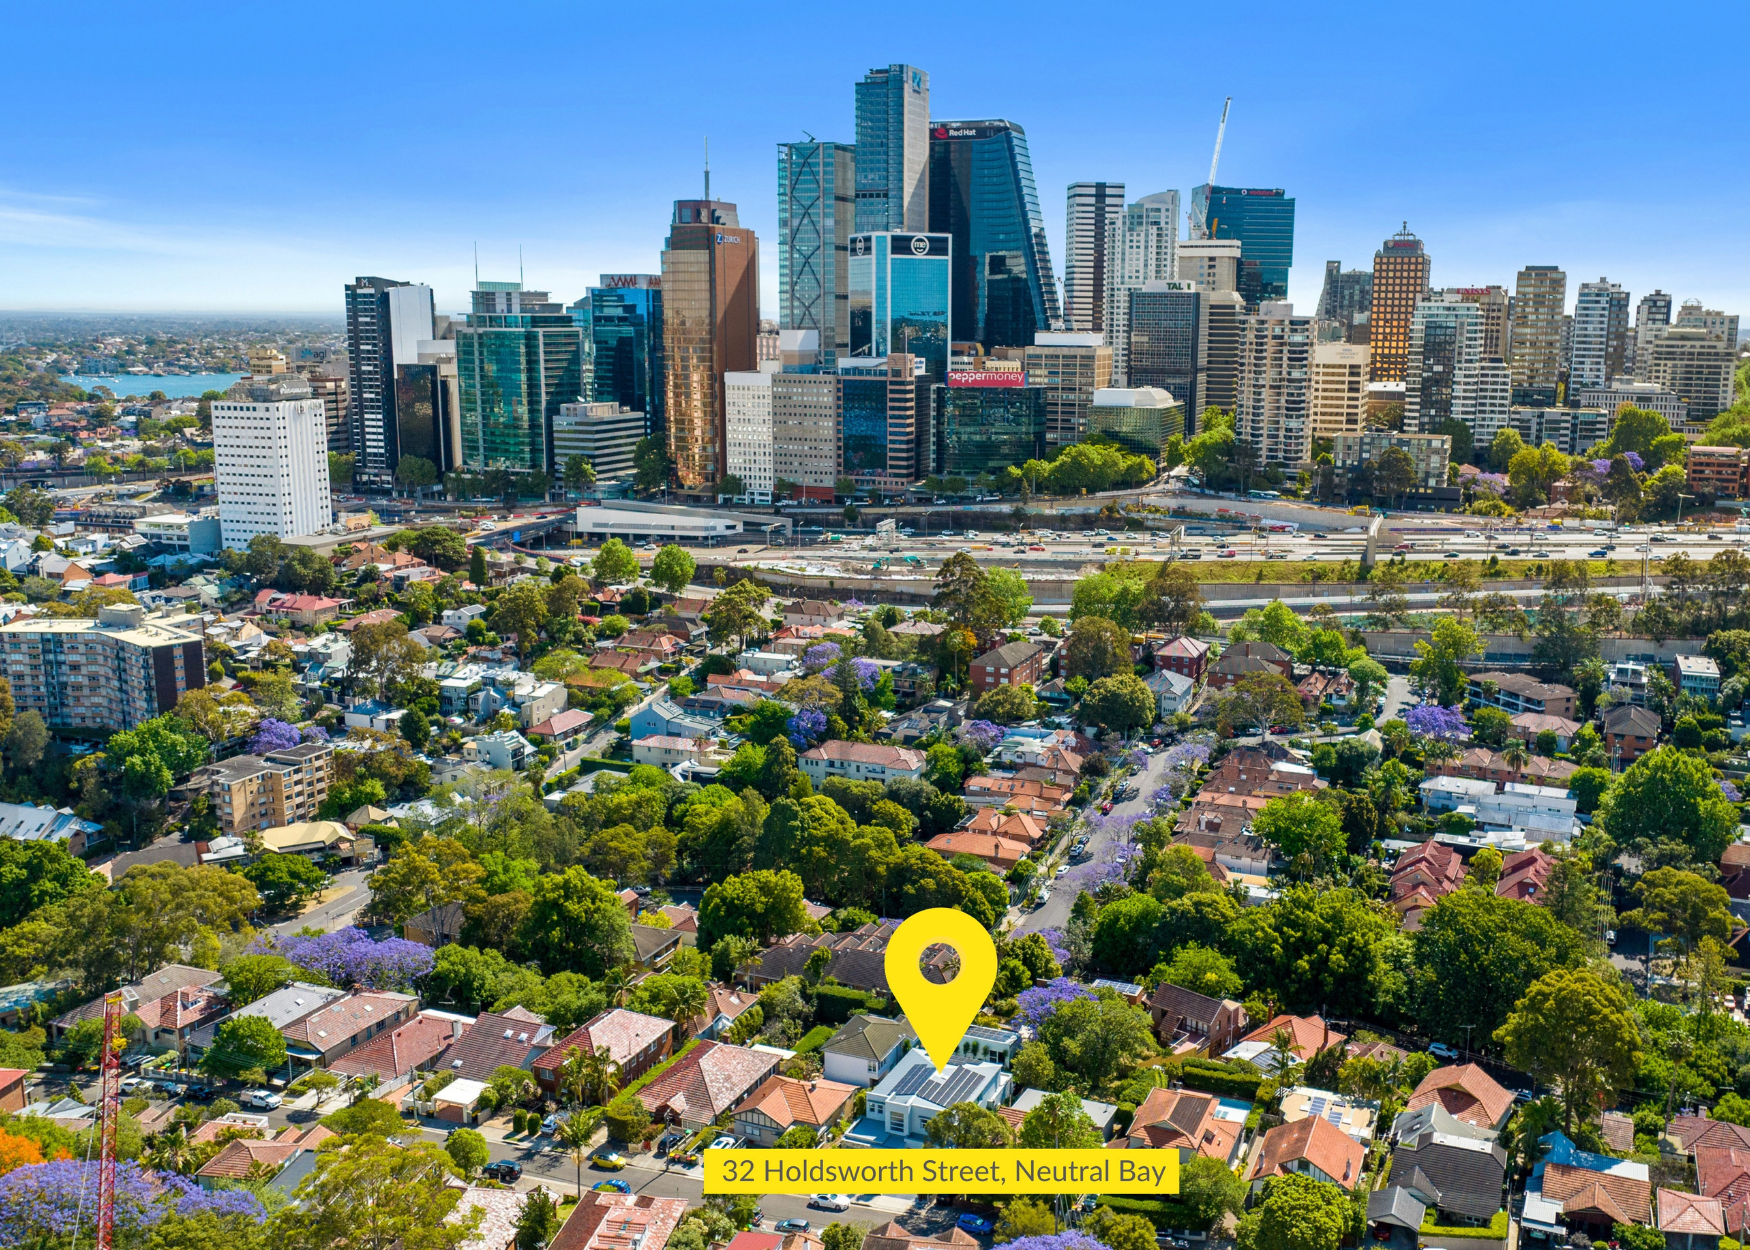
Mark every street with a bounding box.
[271,867,372,934]
[1379,675,1413,724]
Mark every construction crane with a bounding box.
[1207,96,1231,186]
[94,991,125,1250]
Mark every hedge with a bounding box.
[812,984,888,1025]
[1178,1067,1262,1099]
[1420,1210,1508,1240]
[621,1038,702,1099]
[1097,1196,1209,1232]
[795,1025,836,1054]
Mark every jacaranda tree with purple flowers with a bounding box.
[958,720,1004,753]
[995,1234,1108,1250]
[0,1161,266,1246]
[787,708,828,749]
[1405,704,1468,742]
[302,724,331,743]
[802,643,842,674]
[256,927,433,991]
[851,658,880,691]
[249,717,303,754]
[1015,977,1097,1028]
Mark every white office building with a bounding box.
[213,375,332,548]
[552,401,643,481]
[1569,279,1629,391]
[1573,380,1687,431]
[1102,191,1178,385]
[1309,342,1369,442]
[724,370,775,503]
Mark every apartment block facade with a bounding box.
[0,605,206,733]
[1236,303,1313,466]
[201,743,337,836]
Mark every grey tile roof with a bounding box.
[1388,1133,1507,1219]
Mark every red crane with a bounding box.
[94,990,125,1250]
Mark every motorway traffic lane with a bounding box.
[1016,747,1169,937]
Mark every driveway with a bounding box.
[1379,675,1413,724]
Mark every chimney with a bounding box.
[452,1020,464,1038]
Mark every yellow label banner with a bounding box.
[702,1149,1178,1195]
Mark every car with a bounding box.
[1100,801,1112,815]
[1652,533,1675,542]
[242,1089,282,1109]
[775,1221,812,1234]
[183,1084,218,1102]
[591,1150,628,1170]
[1444,551,1460,558]
[151,1079,187,1096]
[737,547,749,553]
[540,1114,560,1134]
[118,1076,150,1093]
[1216,548,1237,558]
[957,1216,995,1235]
[1506,547,1522,556]
[1055,864,1069,877]
[593,1180,632,1193]
[809,1196,852,1212]
[1533,550,1551,559]
[1034,889,1050,906]
[1606,929,1617,946]
[1264,551,1288,560]
[482,1160,523,1183]
[1181,549,1202,560]
[1427,1042,1460,1061]
[709,1135,737,1151]
[1589,548,1609,557]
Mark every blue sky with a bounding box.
[3,0,1745,321]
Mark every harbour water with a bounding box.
[58,373,244,399]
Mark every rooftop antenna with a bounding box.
[519,245,524,286]
[704,135,710,202]
[473,243,478,288]
[1207,96,1231,185]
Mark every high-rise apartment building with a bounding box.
[0,604,206,733]
[839,354,921,494]
[1453,286,1510,358]
[203,741,335,836]
[1200,291,1248,417]
[247,347,288,375]
[306,373,351,452]
[661,199,760,489]
[1100,192,1178,385]
[1630,290,1673,380]
[1367,227,1430,383]
[1473,358,1513,449]
[212,375,333,548]
[848,232,952,379]
[1177,240,1242,294]
[455,282,587,477]
[1571,279,1631,391]
[573,276,663,438]
[1316,263,1373,330]
[552,401,645,483]
[1125,284,1204,431]
[723,373,775,503]
[1646,328,1737,422]
[1309,342,1369,444]
[344,277,435,489]
[855,64,929,234]
[771,369,839,502]
[1676,301,1741,350]
[1406,295,1484,434]
[779,141,857,366]
[1575,380,1688,432]
[1236,302,1312,465]
[1022,333,1112,447]
[928,120,1061,351]
[1063,182,1125,332]
[1187,185,1295,304]
[1508,265,1566,405]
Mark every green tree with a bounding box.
[1141,564,1206,636]
[1083,1209,1158,1250]
[1250,793,1345,873]
[1082,674,1155,737]
[1180,1154,1250,1230]
[603,1089,652,1143]
[1017,1090,1102,1148]
[632,437,671,492]
[0,839,101,929]
[492,581,551,657]
[973,684,1037,725]
[1237,886,1402,1020]
[985,568,1034,629]
[469,545,488,587]
[518,867,635,977]
[202,1014,289,1078]
[240,853,327,911]
[1620,867,1732,952]
[274,1132,480,1250]
[319,1096,408,1137]
[1600,746,1739,865]
[1410,617,1483,705]
[443,1127,488,1176]
[698,869,809,947]
[514,1188,561,1250]
[925,1101,1014,1148]
[1412,889,1587,1046]
[592,539,640,585]
[1153,943,1242,1000]
[218,954,299,1006]
[1369,445,1418,507]
[650,545,697,594]
[1035,992,1157,1088]
[994,1198,1057,1243]
[399,707,430,751]
[1347,656,1388,710]
[564,455,598,494]
[1237,1174,1351,1250]
[1496,967,1642,1132]
[1063,615,1133,680]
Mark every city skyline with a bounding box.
[3,1,1746,319]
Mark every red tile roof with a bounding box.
[1405,1063,1515,1129]
[737,1074,857,1130]
[330,1012,458,1081]
[1238,1014,1345,1059]
[1659,1188,1726,1236]
[533,1009,673,1079]
[549,1193,689,1250]
[635,1040,778,1123]
[433,1009,556,1081]
[1542,1161,1651,1223]
[1247,1114,1364,1187]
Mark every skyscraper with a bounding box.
[839,353,921,495]
[455,282,588,476]
[1646,329,1737,422]
[344,276,434,488]
[1406,294,1483,434]
[847,232,952,380]
[1200,290,1247,417]
[571,276,663,439]
[1367,227,1430,383]
[1101,192,1177,385]
[855,64,929,234]
[213,375,333,548]
[1316,262,1373,329]
[778,141,856,365]
[1126,283,1205,431]
[661,198,760,489]
[1508,265,1567,405]
[1570,279,1630,391]
[1309,343,1369,443]
[1630,290,1673,380]
[928,120,1062,351]
[1237,302,1312,465]
[933,373,1046,475]
[1188,185,1295,304]
[393,342,461,474]
[1023,333,1112,448]
[1453,286,1509,359]
[1063,182,1125,332]
[1177,240,1242,294]
[723,371,774,502]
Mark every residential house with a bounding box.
[633,736,716,769]
[344,700,405,732]
[1173,827,1273,878]
[1148,983,1249,1056]
[1147,669,1196,716]
[254,593,347,626]
[1604,704,1661,769]
[862,1225,977,1250]
[1279,1086,1376,1143]
[1674,655,1723,701]
[956,808,1050,851]
[1509,713,1583,753]
[1693,1144,1750,1227]
[1224,1015,1346,1072]
[1661,1114,1750,1157]
[329,1012,460,1085]
[1419,775,1498,815]
[1201,749,1325,798]
[430,1007,556,1080]
[1123,1086,1243,1163]
[630,924,682,970]
[782,600,845,629]
[953,1024,1022,1069]
[1248,1114,1366,1192]
[1175,792,1270,838]
[0,801,108,856]
[1536,1158,1652,1239]
[629,698,717,742]
[798,741,926,787]
[136,984,230,1057]
[0,1069,27,1113]
[1153,636,1211,682]
[1206,641,1293,691]
[465,730,536,771]
[690,983,760,1040]
[1389,1130,1509,1225]
[404,901,467,948]
[337,608,406,633]
[970,641,1046,692]
[1423,748,1579,788]
[1389,841,1468,926]
[635,1039,780,1131]
[849,1048,1012,1147]
[589,650,647,677]
[822,1015,917,1088]
[446,1186,530,1250]
[732,1075,858,1144]
[1466,671,1578,719]
[533,1009,674,1094]
[528,709,592,747]
[1391,1103,1500,1144]
[1495,848,1557,901]
[281,991,420,1070]
[412,624,463,649]
[51,964,224,1041]
[1297,669,1356,712]
[1658,1189,1725,1250]
[257,820,363,861]
[1008,1088,1118,1140]
[746,924,897,996]
[961,776,1071,817]
[186,982,346,1058]
[548,1194,690,1250]
[1405,1063,1516,1131]
[923,831,1030,873]
[195,1124,332,1190]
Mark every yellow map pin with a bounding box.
[884,908,998,1072]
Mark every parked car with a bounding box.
[242,1090,282,1109]
[1427,1042,1460,1061]
[1100,801,1112,815]
[1606,929,1617,946]
[957,1216,995,1235]
[775,1221,812,1233]
[809,1196,852,1212]
[482,1161,523,1183]
[593,1180,632,1193]
[709,1135,738,1151]
[591,1150,628,1171]
[183,1084,218,1102]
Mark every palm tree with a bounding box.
[653,979,709,1035]
[146,1124,192,1174]
[558,1111,597,1197]
[1266,1026,1301,1078]
[1500,737,1530,784]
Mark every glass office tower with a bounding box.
[1188,184,1296,305]
[455,282,587,475]
[1127,283,1205,434]
[855,64,929,233]
[932,375,1046,475]
[847,232,952,380]
[779,140,856,366]
[569,277,663,439]
[928,120,1062,350]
